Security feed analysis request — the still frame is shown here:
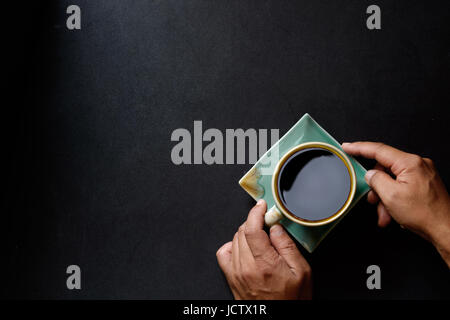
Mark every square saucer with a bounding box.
[239,113,370,252]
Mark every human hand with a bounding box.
[216,200,312,299]
[342,142,450,266]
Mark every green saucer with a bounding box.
[239,113,370,252]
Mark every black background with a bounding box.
[2,0,449,299]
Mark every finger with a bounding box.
[216,242,233,276]
[244,200,276,259]
[237,223,255,266]
[342,142,409,175]
[367,190,379,204]
[377,202,392,228]
[232,232,240,272]
[269,224,309,273]
[365,169,398,204]
[246,199,267,232]
[366,163,385,204]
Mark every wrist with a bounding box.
[428,203,450,268]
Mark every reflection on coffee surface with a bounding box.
[278,148,351,221]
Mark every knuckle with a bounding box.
[397,157,409,168]
[280,239,297,252]
[243,228,255,238]
[408,154,424,168]
[301,261,312,274]
[249,204,264,216]
[297,265,312,282]
[423,157,434,167]
[301,260,312,274]
[305,265,313,276]
[304,265,312,278]
[216,246,225,258]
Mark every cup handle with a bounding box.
[265,205,284,227]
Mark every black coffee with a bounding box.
[277,148,351,221]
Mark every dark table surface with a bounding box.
[2,0,449,299]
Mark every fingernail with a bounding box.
[256,199,265,206]
[365,170,376,184]
[342,142,350,147]
[270,224,283,236]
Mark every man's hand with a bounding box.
[343,142,450,266]
[216,200,312,299]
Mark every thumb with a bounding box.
[270,224,309,273]
[365,169,398,204]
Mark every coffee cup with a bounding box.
[265,142,356,227]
